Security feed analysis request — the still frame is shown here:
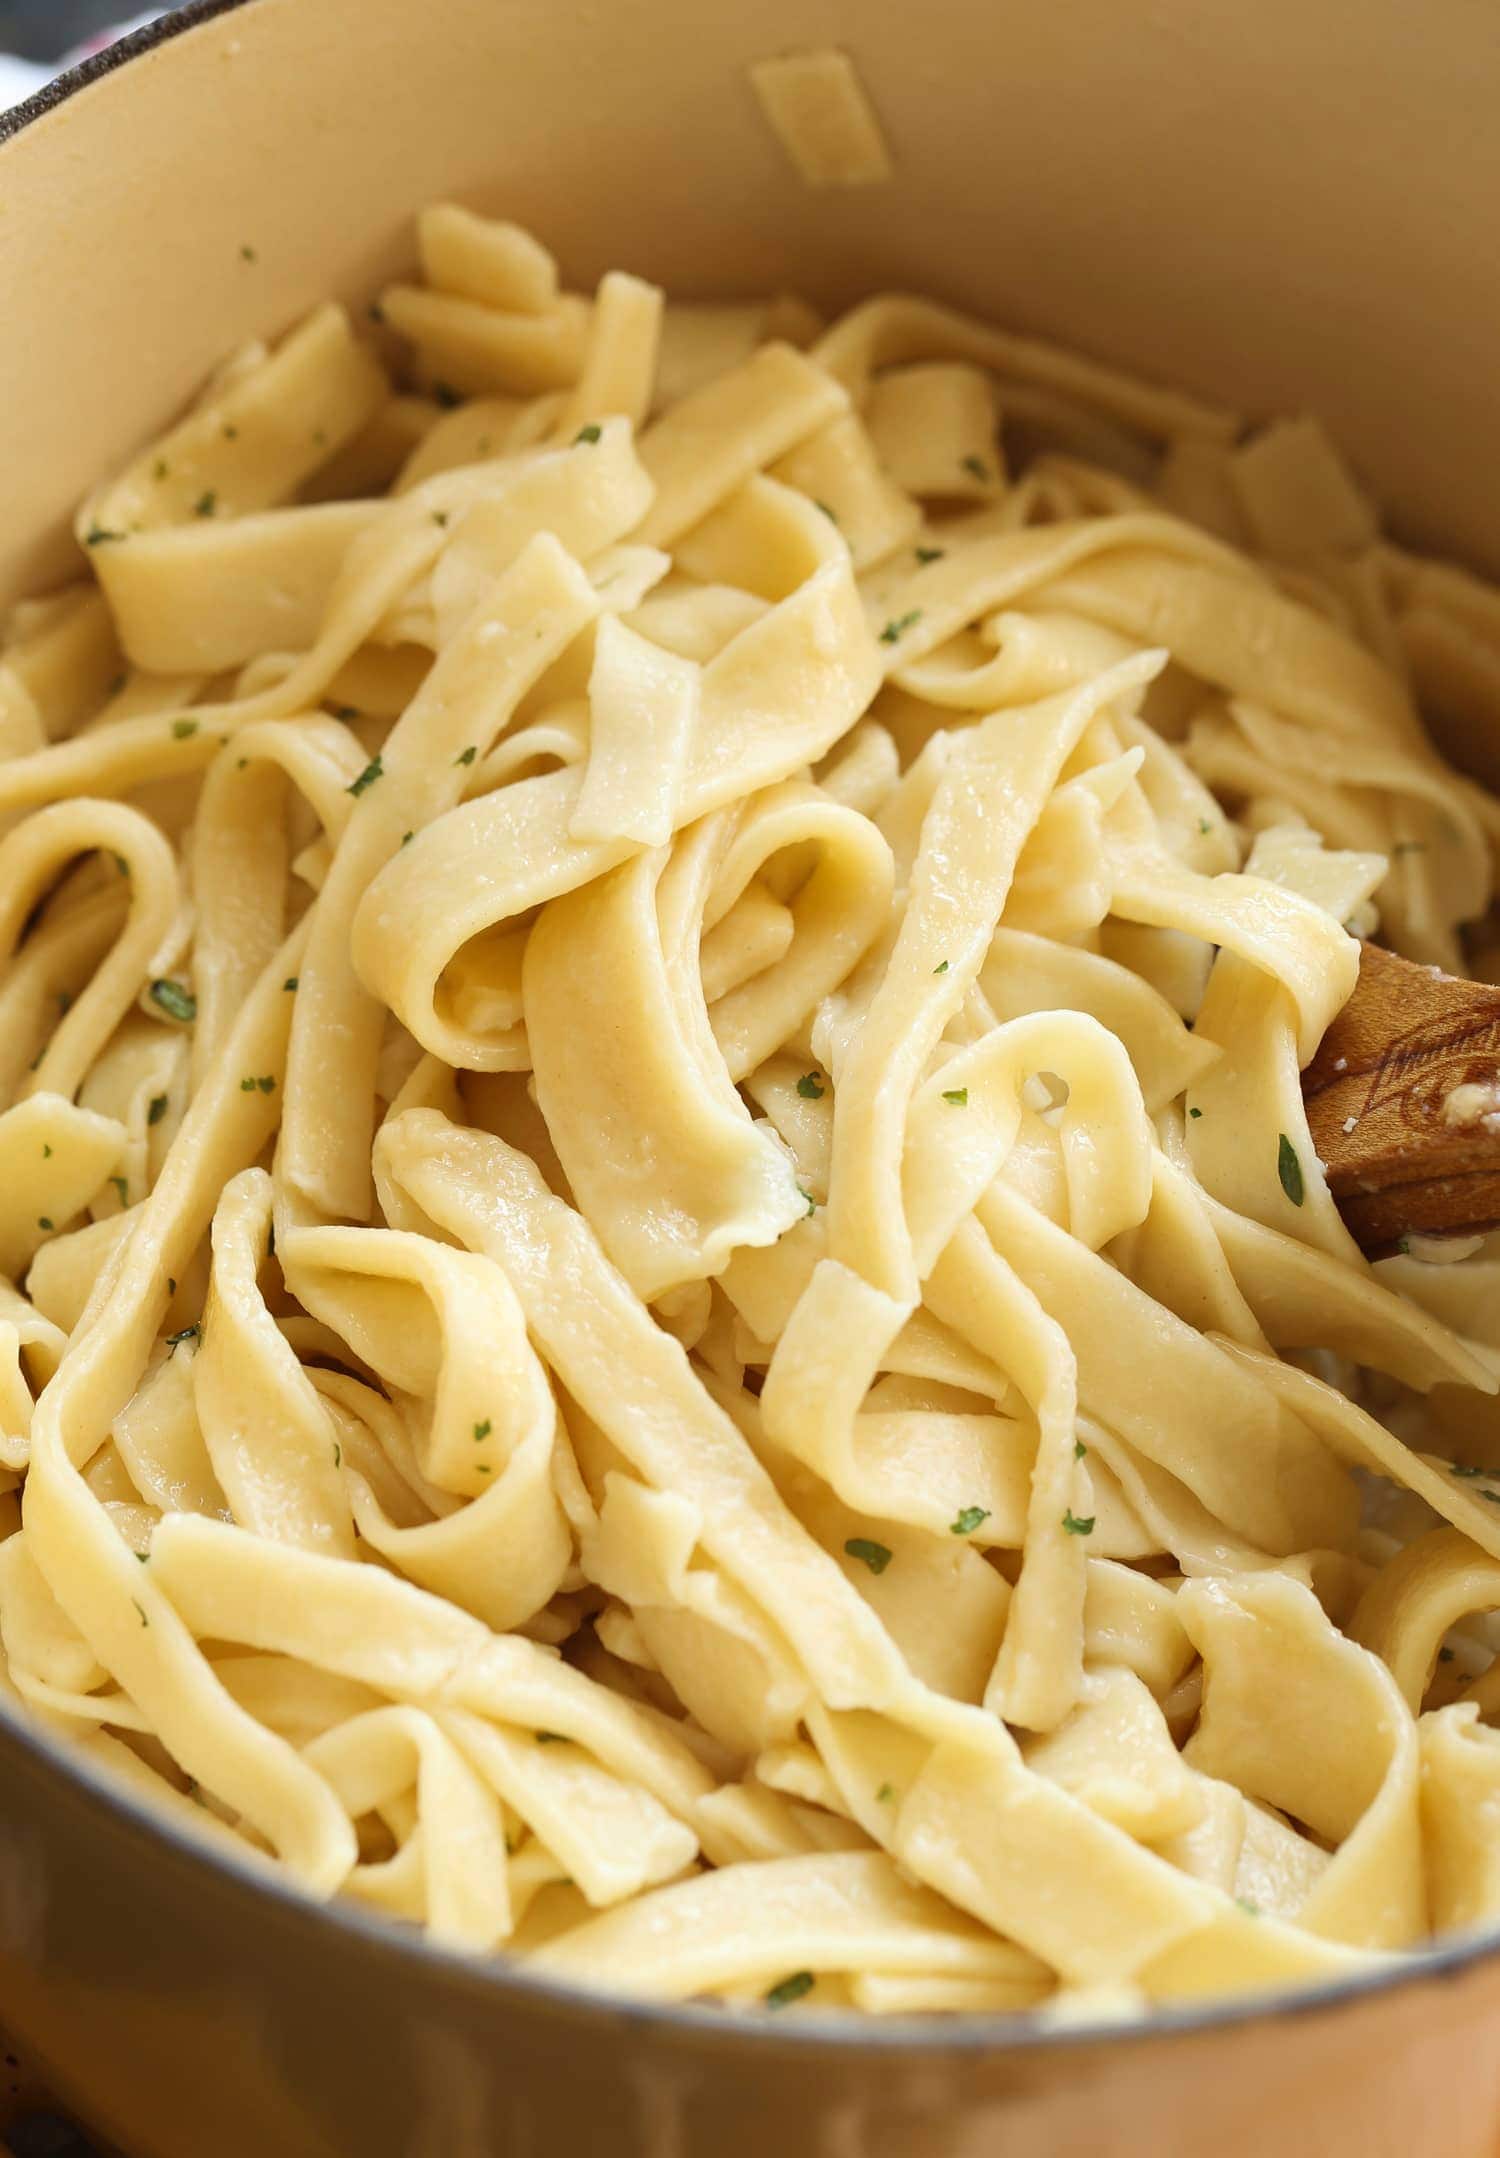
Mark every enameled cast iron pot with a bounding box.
[3,4,1500,2151]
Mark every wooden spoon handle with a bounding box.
[1302,942,1500,1253]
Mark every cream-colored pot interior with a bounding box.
[2,0,1496,617]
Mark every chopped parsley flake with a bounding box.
[401,831,414,847]
[796,1072,825,1100]
[223,424,239,441]
[1276,1133,1305,1207]
[950,1506,989,1536]
[933,959,949,974]
[1188,1105,1203,1119]
[814,499,839,523]
[879,610,922,646]
[1074,1438,1088,1460]
[800,1189,817,1218]
[41,1145,51,1160]
[765,1972,814,2010]
[194,491,217,519]
[149,979,197,1024]
[166,1324,201,1352]
[347,755,384,798]
[1236,1897,1261,1918]
[85,524,125,546]
[535,1731,567,1745]
[113,853,130,877]
[961,454,990,482]
[133,1600,149,1628]
[283,978,298,993]
[432,510,450,529]
[241,1075,276,1094]
[474,1419,492,1441]
[172,719,198,740]
[915,545,945,564]
[455,745,477,766]
[1198,817,1213,836]
[942,1087,968,1106]
[845,1537,893,1575]
[240,243,257,262]
[1062,1509,1095,1536]
[148,1093,168,1125]
[111,1177,129,1207]
[333,1443,342,1468]
[332,704,361,721]
[1439,1647,1456,1663]
[876,1783,894,1803]
[36,1218,52,1233]
[573,424,603,445]
[153,458,169,481]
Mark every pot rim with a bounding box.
[1,0,1496,2065]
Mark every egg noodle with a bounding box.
[4,203,1500,2018]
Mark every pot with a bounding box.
[2,3,1499,2151]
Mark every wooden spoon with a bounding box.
[1303,942,1500,1253]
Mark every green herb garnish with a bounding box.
[474,1419,492,1441]
[765,1972,814,2010]
[148,1093,168,1126]
[346,755,384,798]
[283,978,299,993]
[194,491,217,519]
[573,423,603,445]
[1074,1438,1088,1460]
[172,719,198,741]
[845,1537,892,1575]
[933,959,949,974]
[876,1783,894,1803]
[814,499,838,523]
[796,1073,825,1100]
[961,454,990,482]
[240,243,257,262]
[915,545,945,565]
[149,979,197,1024]
[950,1506,989,1536]
[879,610,922,646]
[36,1218,52,1232]
[85,524,125,546]
[165,1324,201,1353]
[111,1177,129,1207]
[942,1087,968,1106]
[1188,1105,1203,1119]
[455,745,477,766]
[1062,1509,1095,1536]
[1276,1133,1304,1207]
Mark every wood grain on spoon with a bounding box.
[1303,942,1500,1253]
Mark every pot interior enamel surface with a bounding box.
[3,3,1500,2154]
[4,0,1500,607]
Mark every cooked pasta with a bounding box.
[3,199,1500,2019]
